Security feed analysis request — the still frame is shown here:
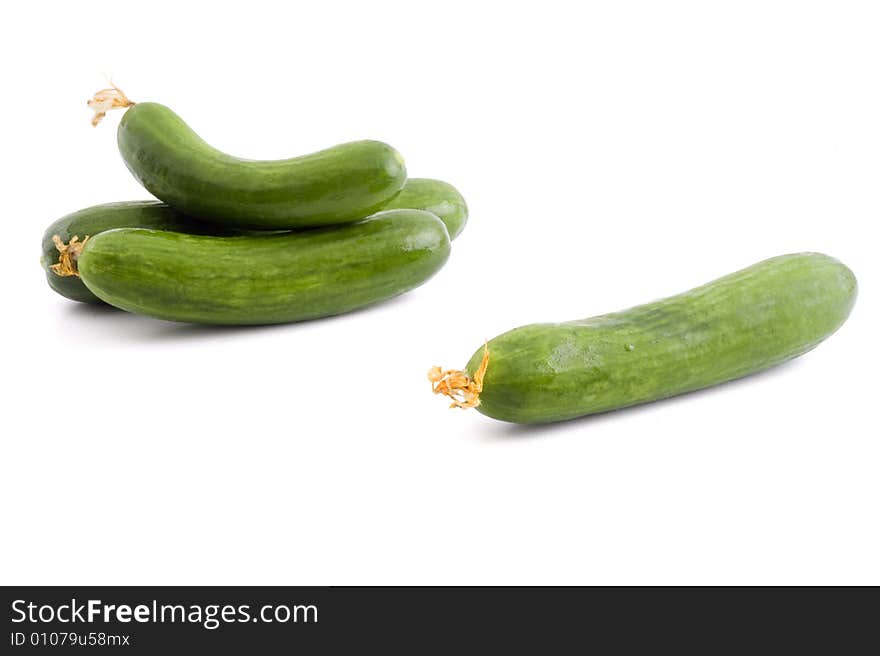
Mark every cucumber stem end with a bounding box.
[428,342,489,409]
[87,83,135,127]
[50,235,88,277]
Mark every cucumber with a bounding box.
[116,102,406,230]
[432,253,856,424]
[76,210,450,325]
[41,201,222,303]
[382,178,468,240]
[42,179,461,304]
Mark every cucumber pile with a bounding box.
[41,86,465,324]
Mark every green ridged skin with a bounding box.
[382,178,468,239]
[464,253,857,424]
[41,201,218,303]
[117,102,407,230]
[77,210,451,325]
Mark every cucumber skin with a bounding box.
[465,253,857,424]
[41,201,220,303]
[77,210,450,325]
[118,103,407,230]
[382,178,468,240]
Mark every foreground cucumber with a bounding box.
[41,201,220,303]
[41,176,457,303]
[116,101,406,229]
[431,253,856,423]
[42,180,461,304]
[382,178,468,239]
[77,210,450,325]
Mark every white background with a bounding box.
[2,1,878,585]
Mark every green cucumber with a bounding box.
[42,179,461,304]
[117,102,406,230]
[41,201,224,303]
[434,253,856,424]
[76,210,450,325]
[382,178,468,239]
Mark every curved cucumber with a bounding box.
[459,253,856,423]
[117,102,406,230]
[41,201,222,303]
[77,210,450,325]
[382,178,468,239]
[41,179,458,304]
